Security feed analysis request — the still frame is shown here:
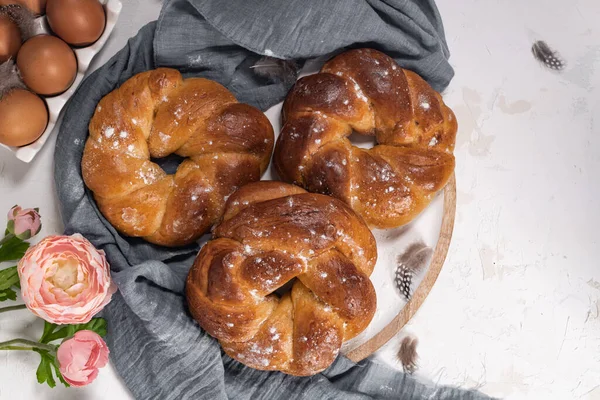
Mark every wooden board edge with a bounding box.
[346,173,457,362]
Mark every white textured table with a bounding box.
[1,1,599,399]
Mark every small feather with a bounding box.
[394,242,433,300]
[0,60,25,100]
[397,335,419,374]
[0,4,37,41]
[532,41,566,71]
[251,57,298,85]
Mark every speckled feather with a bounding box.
[531,41,566,71]
[251,56,299,85]
[397,334,419,374]
[0,4,37,40]
[0,60,25,99]
[394,242,432,300]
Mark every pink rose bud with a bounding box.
[7,205,42,240]
[17,234,117,324]
[57,330,110,387]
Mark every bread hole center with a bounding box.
[151,153,185,175]
[273,278,296,297]
[347,131,377,149]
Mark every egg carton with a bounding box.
[0,0,122,163]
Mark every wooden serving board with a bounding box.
[262,54,456,361]
[264,83,456,361]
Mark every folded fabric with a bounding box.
[54,0,491,398]
[156,0,454,110]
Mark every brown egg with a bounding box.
[46,0,105,47]
[0,0,47,15]
[0,89,48,147]
[17,35,77,96]
[0,15,21,63]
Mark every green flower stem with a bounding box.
[0,339,56,353]
[0,233,15,246]
[0,304,27,313]
[3,346,34,351]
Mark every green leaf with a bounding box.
[0,288,17,301]
[39,321,56,344]
[39,321,65,344]
[0,266,19,290]
[0,266,20,302]
[39,318,108,344]
[82,318,108,337]
[35,350,56,388]
[42,327,70,344]
[43,357,55,388]
[33,350,68,388]
[66,324,76,338]
[0,236,29,263]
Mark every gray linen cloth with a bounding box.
[54,1,492,398]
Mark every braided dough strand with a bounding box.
[186,181,377,376]
[82,68,274,246]
[274,49,456,228]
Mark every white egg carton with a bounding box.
[0,0,122,163]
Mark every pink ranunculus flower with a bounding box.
[57,330,110,387]
[7,205,42,240]
[17,234,117,324]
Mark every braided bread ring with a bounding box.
[82,68,274,247]
[274,49,457,228]
[186,181,377,376]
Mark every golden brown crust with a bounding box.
[185,181,377,376]
[274,49,456,228]
[82,68,274,246]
